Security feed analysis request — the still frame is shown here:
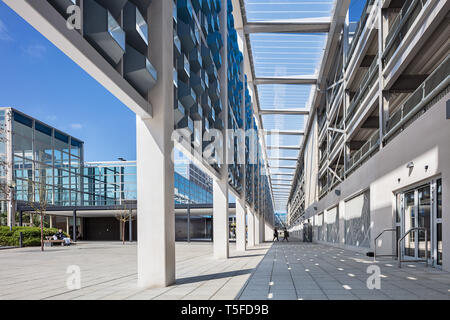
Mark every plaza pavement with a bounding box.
[1,240,450,300]
[238,242,450,300]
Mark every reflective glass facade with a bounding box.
[0,108,213,226]
[0,108,84,207]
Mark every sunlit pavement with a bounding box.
[238,241,450,300]
[0,241,271,300]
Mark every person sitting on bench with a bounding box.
[53,229,71,246]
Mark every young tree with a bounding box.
[115,200,136,244]
[0,110,14,228]
[28,162,49,252]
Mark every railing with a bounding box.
[346,129,380,174]
[374,228,397,262]
[384,55,450,143]
[319,183,328,199]
[328,117,345,149]
[383,0,427,66]
[346,54,379,124]
[345,0,375,69]
[398,227,428,268]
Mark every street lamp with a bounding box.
[7,180,16,231]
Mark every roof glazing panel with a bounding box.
[244,0,335,21]
[250,33,327,77]
[266,134,303,146]
[262,114,308,131]
[267,148,299,158]
[258,84,313,109]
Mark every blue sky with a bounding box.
[0,0,365,164]
[0,1,136,162]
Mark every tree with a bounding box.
[0,110,14,228]
[115,200,136,244]
[28,161,49,252]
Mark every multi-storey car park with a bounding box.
[1,0,449,290]
[286,0,449,270]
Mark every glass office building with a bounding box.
[0,108,214,232]
[0,108,84,213]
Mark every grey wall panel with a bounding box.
[344,190,371,248]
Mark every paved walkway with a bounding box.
[238,242,450,300]
[0,241,271,300]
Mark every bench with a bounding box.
[44,236,70,247]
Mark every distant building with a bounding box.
[0,107,222,241]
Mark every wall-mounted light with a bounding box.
[406,162,414,169]
[313,206,318,211]
[335,189,341,196]
[425,165,429,172]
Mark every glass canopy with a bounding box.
[242,0,336,210]
[244,0,335,21]
[250,33,327,77]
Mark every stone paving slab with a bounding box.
[0,241,271,300]
[237,242,450,300]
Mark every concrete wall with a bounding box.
[302,91,450,270]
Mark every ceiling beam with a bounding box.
[259,109,309,115]
[254,76,317,85]
[244,20,331,34]
[267,146,301,150]
[270,166,297,170]
[268,157,298,161]
[265,130,304,136]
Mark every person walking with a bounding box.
[273,228,279,242]
[282,228,289,242]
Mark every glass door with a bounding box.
[417,185,431,259]
[434,179,442,266]
[399,178,441,266]
[403,190,416,258]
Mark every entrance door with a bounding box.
[417,185,431,259]
[434,179,443,266]
[398,178,442,267]
[403,190,416,258]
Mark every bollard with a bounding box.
[19,232,23,248]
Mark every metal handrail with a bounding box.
[373,228,397,262]
[398,227,428,268]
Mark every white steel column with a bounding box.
[236,198,247,251]
[137,0,175,288]
[264,222,273,242]
[213,178,229,259]
[213,0,229,260]
[254,212,261,245]
[247,208,255,247]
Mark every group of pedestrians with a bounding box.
[273,228,289,242]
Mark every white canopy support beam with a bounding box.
[265,130,305,136]
[244,19,331,34]
[259,109,310,115]
[254,76,317,85]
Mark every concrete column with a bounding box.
[212,0,229,260]
[254,212,261,245]
[72,210,77,242]
[264,221,273,242]
[247,208,255,247]
[236,198,246,252]
[137,0,175,288]
[213,179,229,259]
